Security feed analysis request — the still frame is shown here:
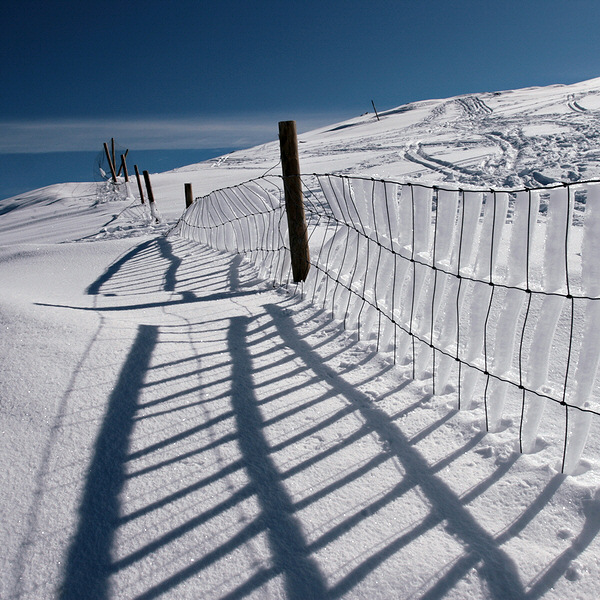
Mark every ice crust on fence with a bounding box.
[172,174,600,472]
[521,188,568,451]
[563,183,600,472]
[172,179,291,283]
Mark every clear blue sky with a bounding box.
[2,0,600,153]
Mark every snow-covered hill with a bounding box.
[2,78,600,600]
[176,76,600,189]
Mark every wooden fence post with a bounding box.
[134,165,145,204]
[143,170,160,223]
[143,170,155,204]
[278,120,310,282]
[111,138,116,173]
[103,142,117,182]
[120,154,129,182]
[117,149,129,178]
[184,183,194,208]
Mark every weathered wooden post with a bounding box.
[117,149,129,178]
[143,170,160,222]
[184,183,194,208]
[120,154,129,182]
[278,120,310,282]
[143,170,155,203]
[134,165,145,204]
[111,138,116,173]
[103,142,117,182]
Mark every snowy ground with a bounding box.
[2,78,600,599]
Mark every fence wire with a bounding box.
[172,174,600,473]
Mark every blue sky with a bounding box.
[2,0,600,153]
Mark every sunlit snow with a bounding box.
[2,78,600,599]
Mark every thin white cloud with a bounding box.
[0,112,348,153]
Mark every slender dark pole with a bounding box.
[117,149,129,177]
[184,183,194,208]
[134,165,145,204]
[278,120,310,282]
[103,142,117,182]
[120,154,129,182]
[111,138,116,173]
[143,170,155,205]
[371,99,380,121]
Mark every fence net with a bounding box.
[171,174,600,474]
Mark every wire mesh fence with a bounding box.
[171,173,600,473]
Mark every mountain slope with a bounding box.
[175,76,600,190]
[2,77,600,599]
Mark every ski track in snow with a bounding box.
[2,77,600,599]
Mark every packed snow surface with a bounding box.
[2,78,600,599]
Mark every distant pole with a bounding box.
[184,183,194,208]
[111,138,116,172]
[120,154,129,182]
[143,170,160,223]
[134,165,145,204]
[278,120,310,282]
[117,149,129,177]
[143,170,155,204]
[371,100,380,121]
[103,142,117,182]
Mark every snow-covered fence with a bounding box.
[172,174,600,474]
[173,177,292,283]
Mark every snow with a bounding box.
[2,77,600,599]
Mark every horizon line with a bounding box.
[0,111,356,154]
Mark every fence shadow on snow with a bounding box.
[47,237,600,598]
[172,174,600,474]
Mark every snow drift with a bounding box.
[3,77,600,599]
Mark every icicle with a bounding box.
[374,182,404,351]
[481,191,538,430]
[331,228,359,322]
[375,250,397,351]
[350,178,375,237]
[486,288,524,425]
[563,182,600,472]
[384,181,402,247]
[521,188,568,450]
[434,191,484,391]
[371,179,394,250]
[458,191,510,408]
[313,227,346,307]
[393,186,434,364]
[346,235,371,330]
[319,175,349,224]
[561,299,599,473]
[414,189,460,379]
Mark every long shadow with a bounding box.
[36,289,262,312]
[419,475,568,600]
[266,303,527,600]
[86,239,156,295]
[59,324,157,600]
[135,316,328,600]
[86,236,225,298]
[418,475,561,600]
[48,237,586,599]
[156,237,181,292]
[526,489,600,598]
[229,316,327,598]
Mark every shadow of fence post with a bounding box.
[60,324,158,600]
